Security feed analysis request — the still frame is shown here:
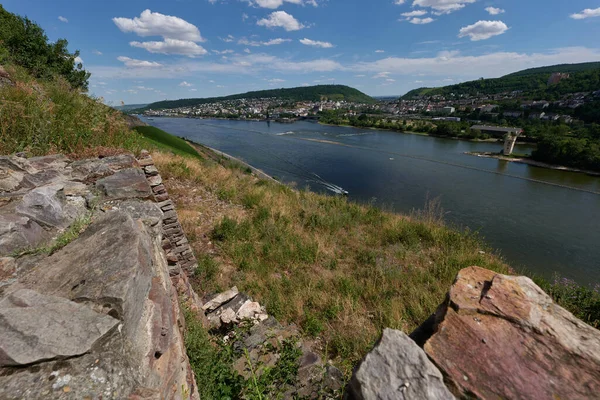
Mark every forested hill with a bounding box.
[402,62,600,100]
[141,85,376,110]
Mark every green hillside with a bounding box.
[402,62,600,100]
[142,85,376,110]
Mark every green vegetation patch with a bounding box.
[134,126,202,159]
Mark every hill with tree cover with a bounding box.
[141,85,377,111]
[402,62,600,100]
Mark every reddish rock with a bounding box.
[422,266,600,400]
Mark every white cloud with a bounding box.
[58,16,68,23]
[394,0,406,4]
[130,39,207,57]
[351,47,600,79]
[485,7,505,15]
[213,49,235,55]
[412,0,477,15]
[570,8,600,20]
[93,50,103,55]
[113,9,204,41]
[242,13,250,21]
[299,38,334,48]
[179,81,193,87]
[74,56,83,64]
[251,0,319,9]
[458,20,508,41]
[408,17,435,24]
[401,10,428,17]
[257,11,305,31]
[244,48,252,53]
[190,88,198,92]
[268,78,286,83]
[117,56,163,68]
[373,71,391,79]
[238,37,291,46]
[220,35,235,42]
[375,50,385,53]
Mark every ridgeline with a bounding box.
[139,84,377,111]
[402,61,600,99]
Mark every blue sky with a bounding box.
[3,0,600,105]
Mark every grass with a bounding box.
[183,308,304,400]
[134,125,203,160]
[0,64,141,157]
[152,150,512,372]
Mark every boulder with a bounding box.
[202,286,239,312]
[16,184,85,229]
[349,329,455,400]
[0,65,13,87]
[0,214,47,256]
[0,289,118,366]
[95,168,152,200]
[422,266,600,399]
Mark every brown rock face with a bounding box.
[422,266,600,400]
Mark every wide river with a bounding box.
[141,117,600,285]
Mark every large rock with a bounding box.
[96,167,153,200]
[16,184,85,229]
[350,329,455,400]
[422,266,600,399]
[0,289,118,366]
[0,214,47,255]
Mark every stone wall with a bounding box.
[0,152,202,400]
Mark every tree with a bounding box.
[0,5,90,90]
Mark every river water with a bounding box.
[141,117,600,285]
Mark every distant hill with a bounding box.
[402,62,600,100]
[114,104,148,111]
[141,85,376,111]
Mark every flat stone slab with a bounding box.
[0,289,118,366]
[96,168,152,200]
[203,286,239,312]
[0,214,47,256]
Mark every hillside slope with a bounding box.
[142,85,376,111]
[402,62,600,99]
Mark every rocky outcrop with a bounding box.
[203,286,344,398]
[421,266,600,399]
[0,153,201,400]
[0,65,13,87]
[351,266,600,400]
[349,329,455,400]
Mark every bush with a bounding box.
[0,5,89,89]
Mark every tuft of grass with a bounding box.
[47,213,92,254]
[0,64,140,157]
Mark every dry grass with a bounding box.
[153,150,511,373]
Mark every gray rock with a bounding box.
[15,184,83,229]
[349,329,455,400]
[71,154,138,182]
[203,286,239,312]
[0,156,33,193]
[96,168,152,200]
[0,289,118,366]
[0,215,47,256]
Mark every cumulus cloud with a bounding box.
[375,50,385,53]
[220,35,235,42]
[117,56,163,68]
[299,38,334,48]
[570,8,600,20]
[251,0,318,9]
[485,7,505,15]
[113,10,204,41]
[213,49,235,55]
[93,50,103,55]
[179,81,193,87]
[394,0,406,4]
[408,17,435,24]
[257,11,305,31]
[130,38,207,57]
[74,56,83,64]
[58,16,68,23]
[412,0,477,15]
[238,37,291,46]
[401,10,428,17]
[458,20,508,41]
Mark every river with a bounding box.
[140,117,600,285]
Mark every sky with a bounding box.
[3,0,600,105]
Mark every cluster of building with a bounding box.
[144,97,379,120]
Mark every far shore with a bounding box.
[466,152,600,177]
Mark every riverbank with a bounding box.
[466,151,600,177]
